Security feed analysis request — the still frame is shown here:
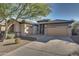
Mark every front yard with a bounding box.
[0,38,31,56]
[4,39,79,56]
[0,35,79,56]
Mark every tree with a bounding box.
[0,3,51,44]
[72,21,79,35]
[0,4,21,41]
[12,3,51,20]
[0,4,13,39]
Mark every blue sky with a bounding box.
[43,3,79,21]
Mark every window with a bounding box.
[1,26,5,31]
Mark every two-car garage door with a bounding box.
[45,26,69,36]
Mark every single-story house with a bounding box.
[0,19,74,38]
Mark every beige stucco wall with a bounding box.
[44,24,71,36]
[32,26,38,34]
[14,22,20,36]
[20,24,33,37]
[20,24,26,37]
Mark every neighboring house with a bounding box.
[0,19,74,38]
[37,19,74,36]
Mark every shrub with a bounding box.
[6,33,15,39]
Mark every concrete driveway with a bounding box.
[4,40,79,56]
[3,42,54,56]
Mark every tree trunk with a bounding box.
[3,19,8,41]
[5,20,8,39]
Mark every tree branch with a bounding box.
[15,4,26,20]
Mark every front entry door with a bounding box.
[40,24,44,35]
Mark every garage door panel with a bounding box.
[45,27,68,36]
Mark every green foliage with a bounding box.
[0,3,51,20]
[30,4,51,16]
[72,22,79,29]
[6,33,15,39]
[12,3,51,20]
[72,21,79,35]
[0,4,11,19]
